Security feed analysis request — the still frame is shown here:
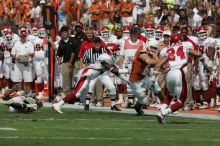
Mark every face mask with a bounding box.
[182,35,187,41]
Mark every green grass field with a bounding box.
[0,105,220,146]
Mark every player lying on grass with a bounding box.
[2,88,43,113]
[52,53,129,113]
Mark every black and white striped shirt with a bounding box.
[83,48,107,66]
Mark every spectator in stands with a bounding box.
[154,9,163,25]
[31,0,41,25]
[121,0,134,26]
[169,8,180,26]
[88,0,100,30]
[58,0,67,30]
[134,0,146,24]
[99,0,111,29]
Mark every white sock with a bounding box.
[161,108,172,116]
[86,99,90,105]
[57,100,65,107]
[111,100,116,106]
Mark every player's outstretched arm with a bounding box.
[101,62,129,83]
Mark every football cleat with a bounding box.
[111,105,121,111]
[156,112,166,124]
[134,104,144,116]
[84,104,90,111]
[126,102,134,109]
[52,103,63,114]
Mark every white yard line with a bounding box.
[32,127,193,131]
[0,136,219,142]
[0,128,17,131]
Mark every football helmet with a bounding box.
[170,33,182,45]
[1,24,11,37]
[123,25,130,38]
[38,26,46,38]
[145,23,155,39]
[146,39,159,55]
[197,26,208,41]
[101,26,110,39]
[31,25,39,36]
[155,25,164,40]
[18,26,28,37]
[5,31,14,46]
[97,53,113,65]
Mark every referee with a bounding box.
[83,37,107,109]
[83,37,107,65]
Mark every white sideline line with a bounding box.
[0,136,219,142]
[0,128,17,131]
[32,127,193,131]
[1,118,217,123]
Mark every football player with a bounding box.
[52,53,129,113]
[156,33,207,124]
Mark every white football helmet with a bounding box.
[146,39,159,55]
[97,53,113,65]
[155,25,164,40]
[101,26,110,39]
[31,25,39,36]
[5,31,14,46]
[1,25,11,37]
[198,26,208,42]
[123,25,130,38]
[145,23,155,39]
[38,26,46,38]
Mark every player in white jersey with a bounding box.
[2,31,19,89]
[156,33,204,124]
[2,89,42,113]
[108,27,127,105]
[193,26,217,108]
[32,36,47,99]
[52,53,129,113]
[119,26,145,108]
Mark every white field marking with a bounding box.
[0,136,220,142]
[32,127,193,131]
[0,128,17,131]
[1,118,217,123]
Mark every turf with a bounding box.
[0,105,220,146]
